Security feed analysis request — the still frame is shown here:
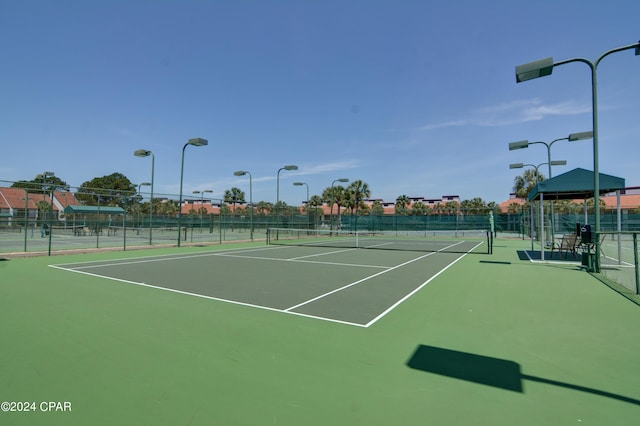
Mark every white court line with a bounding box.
[51,245,293,269]
[364,243,481,327]
[55,244,391,271]
[48,265,367,328]
[288,247,358,260]
[214,252,389,269]
[284,251,437,312]
[49,240,485,328]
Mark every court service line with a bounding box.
[287,247,358,260]
[213,252,390,269]
[284,251,437,312]
[52,245,293,269]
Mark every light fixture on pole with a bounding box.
[178,138,208,247]
[134,149,155,245]
[508,131,592,178]
[234,170,253,240]
[515,40,639,271]
[293,182,309,214]
[276,165,298,205]
[509,132,592,244]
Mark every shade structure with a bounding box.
[63,205,126,215]
[528,168,625,202]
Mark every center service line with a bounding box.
[284,251,437,312]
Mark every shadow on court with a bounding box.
[406,344,640,405]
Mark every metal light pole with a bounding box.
[293,182,309,211]
[515,40,640,272]
[509,132,592,243]
[234,171,253,240]
[134,149,154,245]
[294,182,310,229]
[276,165,298,207]
[177,138,208,247]
[138,182,151,240]
[201,189,213,239]
[509,132,592,178]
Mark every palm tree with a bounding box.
[513,169,544,199]
[395,195,411,215]
[507,202,522,214]
[346,180,371,218]
[323,185,347,230]
[461,197,489,215]
[370,200,384,216]
[224,187,245,214]
[410,201,427,216]
[306,195,324,225]
[255,201,273,216]
[444,201,460,215]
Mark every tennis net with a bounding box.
[266,228,492,254]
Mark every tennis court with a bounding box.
[2,236,640,425]
[50,240,478,327]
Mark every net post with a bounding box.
[633,233,639,295]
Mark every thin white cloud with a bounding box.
[297,160,360,175]
[420,98,591,130]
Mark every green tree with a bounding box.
[77,173,136,206]
[224,187,245,214]
[410,201,428,216]
[11,174,69,194]
[444,201,460,215]
[346,180,371,218]
[306,194,324,217]
[513,169,544,199]
[370,200,384,216]
[460,197,490,214]
[154,199,179,217]
[507,202,523,214]
[395,195,411,215]
[255,201,273,216]
[323,185,348,226]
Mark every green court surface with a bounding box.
[1,238,639,425]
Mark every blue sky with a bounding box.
[1,0,638,206]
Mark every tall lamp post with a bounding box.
[276,165,298,204]
[510,161,567,260]
[178,138,208,247]
[509,131,592,242]
[508,132,592,178]
[293,182,309,211]
[134,149,154,245]
[515,40,639,272]
[201,189,213,239]
[330,178,349,231]
[294,181,310,229]
[234,171,253,240]
[136,182,151,242]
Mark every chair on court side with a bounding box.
[551,233,578,259]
